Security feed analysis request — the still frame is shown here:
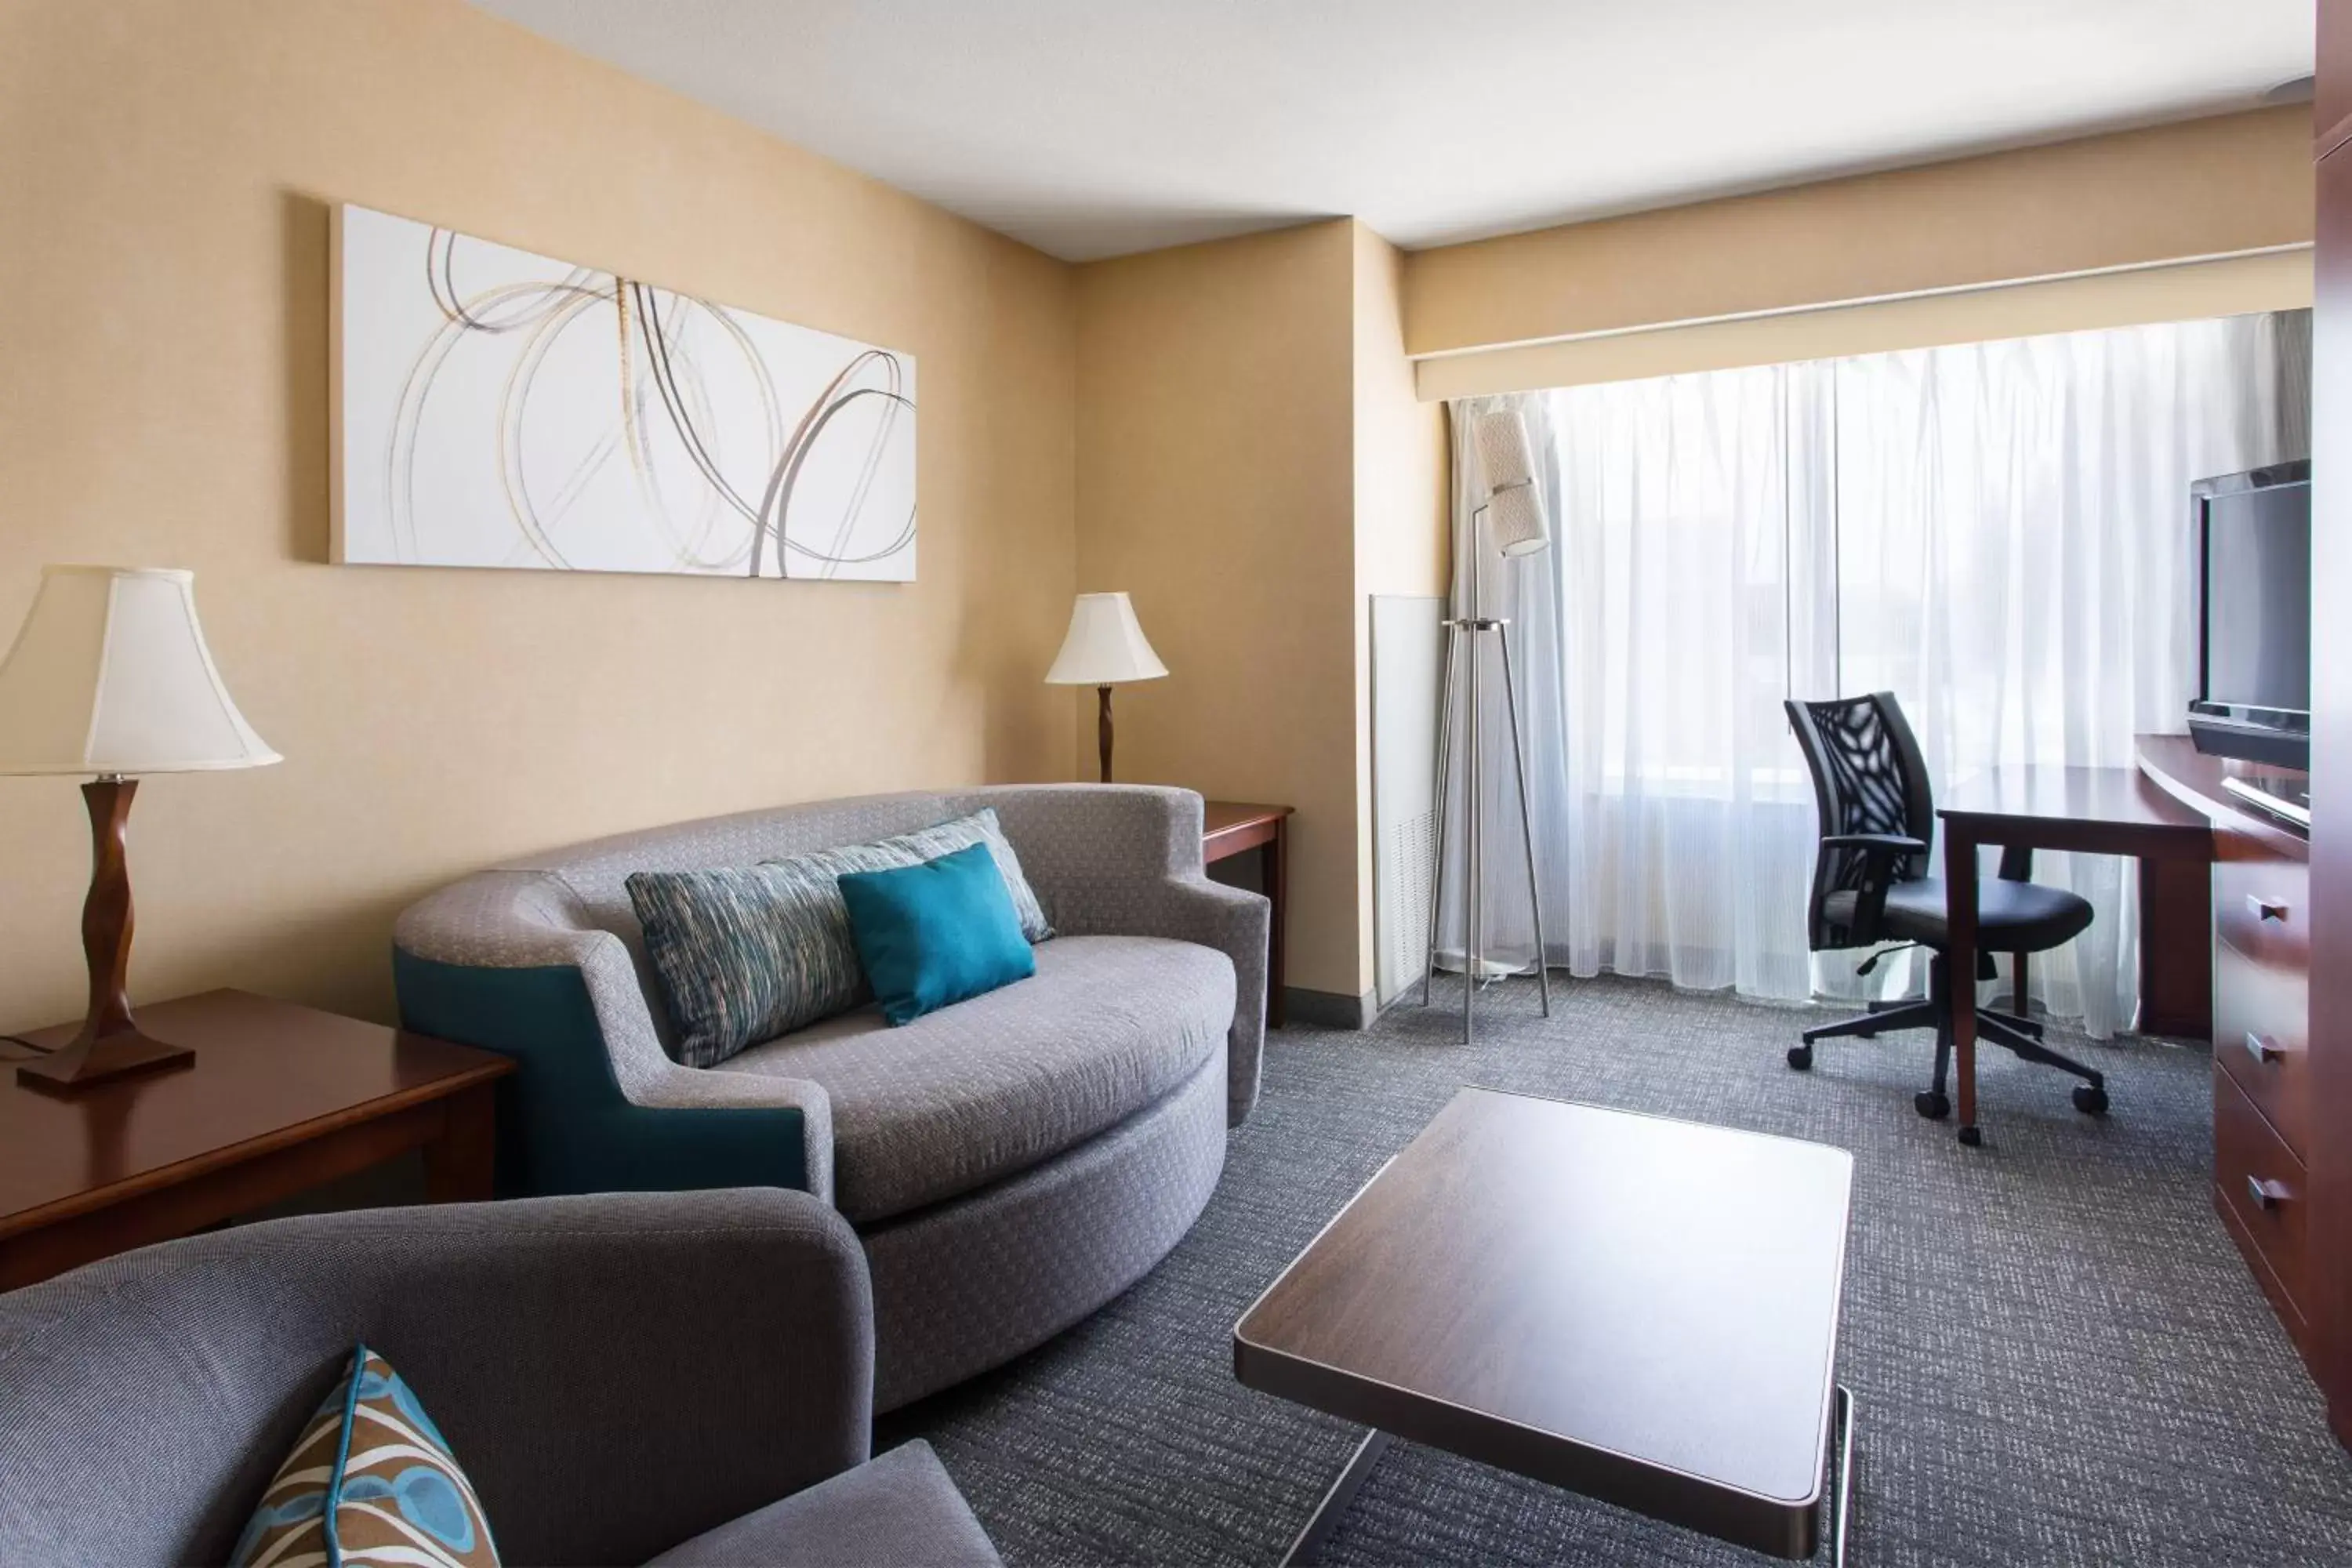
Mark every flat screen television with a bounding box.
[2189,459,2311,770]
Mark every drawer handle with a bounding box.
[2248,894,2291,924]
[2247,1175,2292,1210]
[2244,1032,2284,1065]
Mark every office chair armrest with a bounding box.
[1820,833,1929,942]
[1820,833,1929,856]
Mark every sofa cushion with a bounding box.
[718,935,1232,1223]
[626,864,849,1069]
[757,806,1054,949]
[642,1441,999,1567]
[230,1345,500,1568]
[627,809,1053,1067]
[839,844,1037,1026]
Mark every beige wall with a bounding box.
[5,2,2290,1036]
[1350,223,1449,992]
[1353,227,1451,597]
[1073,221,1366,998]
[0,0,1077,1033]
[1406,107,2316,361]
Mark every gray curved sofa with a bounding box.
[392,784,1266,1410]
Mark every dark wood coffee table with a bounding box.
[1235,1088,1855,1563]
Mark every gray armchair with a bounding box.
[0,1190,1000,1567]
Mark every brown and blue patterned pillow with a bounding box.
[230,1344,499,1568]
[628,808,1051,1067]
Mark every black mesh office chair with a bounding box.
[1785,692,2109,1136]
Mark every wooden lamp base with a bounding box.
[16,1028,194,1094]
[15,778,197,1095]
[1098,685,1115,782]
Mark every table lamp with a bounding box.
[0,567,281,1092]
[1045,592,1167,782]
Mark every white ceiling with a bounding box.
[473,0,2316,263]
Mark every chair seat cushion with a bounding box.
[717,935,1233,1223]
[1824,876,2094,952]
[643,1441,999,1567]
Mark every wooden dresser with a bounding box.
[2141,739,2318,1370]
[2310,0,2352,1448]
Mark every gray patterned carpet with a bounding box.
[885,975,2352,1566]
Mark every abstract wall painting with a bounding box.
[331,203,916,581]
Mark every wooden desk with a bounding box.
[1236,1089,1854,1563]
[1204,800,1293,1029]
[1938,756,2214,1147]
[0,989,513,1289]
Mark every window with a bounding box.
[1453,310,2306,1033]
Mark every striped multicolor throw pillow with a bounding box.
[628,808,1051,1067]
[818,809,1052,945]
[230,1345,499,1568]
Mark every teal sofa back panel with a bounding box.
[393,950,809,1196]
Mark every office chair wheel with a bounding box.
[1787,1044,1813,1071]
[2072,1084,2109,1116]
[1913,1090,1950,1120]
[1957,1124,1982,1147]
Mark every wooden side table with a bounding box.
[0,989,514,1290]
[1204,801,1294,1029]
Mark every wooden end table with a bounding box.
[0,989,513,1290]
[1204,801,1293,1029]
[1236,1088,1855,1564]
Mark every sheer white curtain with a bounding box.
[1443,310,2304,1035]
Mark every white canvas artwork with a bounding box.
[332,203,916,581]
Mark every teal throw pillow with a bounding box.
[838,841,1038,1025]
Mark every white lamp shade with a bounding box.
[1472,408,1551,557]
[1044,592,1169,686]
[0,566,281,775]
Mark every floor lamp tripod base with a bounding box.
[1419,614,1552,1045]
[1432,952,1528,982]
